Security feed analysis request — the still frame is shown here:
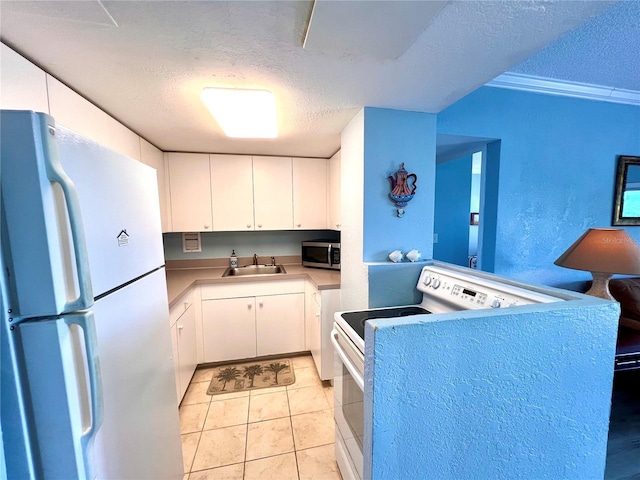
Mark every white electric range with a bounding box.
[331,262,564,480]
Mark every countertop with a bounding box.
[165,260,340,308]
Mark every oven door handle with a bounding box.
[331,329,365,391]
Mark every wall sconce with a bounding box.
[388,163,417,217]
[554,228,640,300]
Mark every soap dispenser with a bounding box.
[230,250,238,268]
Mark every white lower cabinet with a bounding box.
[256,293,305,356]
[169,289,198,403]
[200,280,306,363]
[305,283,340,381]
[202,297,257,362]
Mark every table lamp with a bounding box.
[554,228,640,300]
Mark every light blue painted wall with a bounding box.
[437,87,640,289]
[163,230,338,260]
[433,155,473,266]
[367,263,425,308]
[362,108,437,262]
[364,294,620,480]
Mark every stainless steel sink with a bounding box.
[222,264,287,277]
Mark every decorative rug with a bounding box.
[206,358,295,395]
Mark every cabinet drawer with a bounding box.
[169,288,195,325]
[200,279,305,300]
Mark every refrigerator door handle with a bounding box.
[64,312,104,461]
[43,124,94,312]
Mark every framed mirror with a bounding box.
[613,155,640,225]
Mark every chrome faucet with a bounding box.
[271,256,276,266]
[253,253,258,265]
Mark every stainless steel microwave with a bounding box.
[302,241,340,270]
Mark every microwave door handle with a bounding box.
[328,245,333,267]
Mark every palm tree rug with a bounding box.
[206,358,295,395]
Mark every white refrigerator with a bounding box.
[0,110,183,479]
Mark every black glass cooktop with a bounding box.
[340,306,431,341]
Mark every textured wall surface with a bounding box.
[362,107,436,263]
[364,294,620,480]
[438,86,640,289]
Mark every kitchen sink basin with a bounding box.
[222,264,287,277]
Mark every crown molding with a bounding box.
[485,72,640,107]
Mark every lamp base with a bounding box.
[585,272,615,301]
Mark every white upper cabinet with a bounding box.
[293,158,327,230]
[47,75,141,160]
[140,139,170,233]
[0,44,49,113]
[253,156,293,230]
[327,150,341,231]
[167,153,212,232]
[210,154,255,231]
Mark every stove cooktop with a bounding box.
[340,306,431,341]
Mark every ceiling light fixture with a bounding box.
[201,87,277,139]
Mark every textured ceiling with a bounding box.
[0,1,628,158]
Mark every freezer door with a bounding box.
[91,268,183,479]
[56,125,164,298]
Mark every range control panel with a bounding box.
[417,265,562,313]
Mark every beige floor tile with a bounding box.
[188,463,244,480]
[204,396,249,430]
[288,385,330,416]
[191,367,216,383]
[250,385,287,396]
[291,409,335,450]
[244,452,298,480]
[249,390,290,422]
[191,425,247,471]
[210,389,251,401]
[183,474,189,480]
[291,354,316,370]
[287,366,322,390]
[181,432,201,474]
[245,417,295,461]
[297,444,341,480]
[182,381,212,406]
[323,385,334,409]
[180,403,209,434]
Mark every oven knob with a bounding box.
[423,275,432,286]
[491,299,501,308]
[432,278,441,289]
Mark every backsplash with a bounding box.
[163,230,339,260]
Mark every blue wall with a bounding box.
[438,87,640,289]
[163,230,338,260]
[362,108,437,262]
[365,294,619,479]
[433,154,473,266]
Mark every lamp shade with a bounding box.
[554,228,640,275]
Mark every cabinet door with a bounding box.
[177,304,197,401]
[253,156,293,230]
[170,323,181,403]
[167,153,212,232]
[202,297,257,362]
[327,151,341,230]
[210,154,255,231]
[256,293,304,356]
[293,157,327,230]
[0,43,49,112]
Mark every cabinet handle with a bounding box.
[178,324,184,331]
[297,223,301,227]
[257,224,262,228]
[259,301,263,307]
[247,224,252,229]
[204,224,210,230]
[336,224,341,228]
[184,301,189,310]
[247,303,252,309]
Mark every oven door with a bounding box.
[331,326,364,480]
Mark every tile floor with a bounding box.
[179,354,342,480]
